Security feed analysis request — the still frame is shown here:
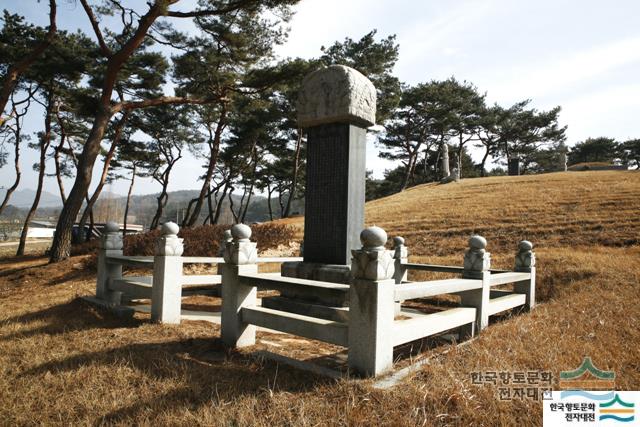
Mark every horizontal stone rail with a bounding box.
[399,263,509,274]
[241,306,348,346]
[391,307,477,347]
[106,255,154,268]
[394,278,482,301]
[238,272,348,306]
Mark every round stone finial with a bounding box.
[393,236,405,247]
[161,221,179,236]
[105,221,119,233]
[230,224,251,241]
[518,240,533,251]
[297,65,376,128]
[468,235,487,250]
[360,226,387,249]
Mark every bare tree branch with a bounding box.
[79,0,112,56]
[166,0,259,18]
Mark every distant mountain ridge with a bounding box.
[0,189,62,208]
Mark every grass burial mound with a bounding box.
[1,170,639,426]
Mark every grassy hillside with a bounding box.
[1,170,639,426]
[281,171,639,255]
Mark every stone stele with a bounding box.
[297,64,376,129]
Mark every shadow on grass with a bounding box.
[0,259,48,277]
[0,298,143,341]
[21,335,335,424]
[536,269,598,302]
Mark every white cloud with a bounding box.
[489,36,640,103]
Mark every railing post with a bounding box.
[459,235,491,331]
[349,226,396,377]
[392,236,408,284]
[96,221,123,305]
[221,224,258,348]
[514,240,536,310]
[151,222,184,324]
[392,236,408,315]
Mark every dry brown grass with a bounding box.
[1,170,639,426]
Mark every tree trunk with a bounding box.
[123,164,136,237]
[185,107,227,227]
[240,143,258,223]
[283,129,302,218]
[150,186,168,230]
[206,185,214,225]
[240,185,253,223]
[17,96,53,256]
[53,138,67,204]
[228,189,238,224]
[457,132,464,178]
[76,115,124,241]
[0,114,22,216]
[49,109,112,262]
[480,143,490,177]
[277,187,286,217]
[49,2,167,262]
[266,183,274,221]
[212,181,230,225]
[400,155,417,191]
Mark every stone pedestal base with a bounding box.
[281,261,352,285]
[263,262,352,321]
[280,261,350,307]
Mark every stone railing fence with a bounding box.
[93,222,535,377]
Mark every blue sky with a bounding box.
[2,0,639,197]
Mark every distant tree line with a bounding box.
[0,2,637,261]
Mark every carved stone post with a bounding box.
[392,236,408,285]
[221,224,258,348]
[560,152,568,172]
[96,221,123,305]
[459,235,491,331]
[151,222,184,324]
[392,236,408,315]
[514,240,536,310]
[348,226,395,377]
[440,143,450,179]
[281,64,376,289]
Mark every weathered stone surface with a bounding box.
[161,221,179,236]
[560,152,568,172]
[302,123,366,265]
[392,235,408,286]
[105,221,119,233]
[508,158,520,176]
[224,225,257,265]
[155,222,184,257]
[281,262,352,285]
[297,65,376,128]
[469,235,487,250]
[360,226,387,250]
[352,227,395,281]
[230,224,251,241]
[463,235,490,279]
[440,143,450,178]
[349,277,395,376]
[515,240,536,272]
